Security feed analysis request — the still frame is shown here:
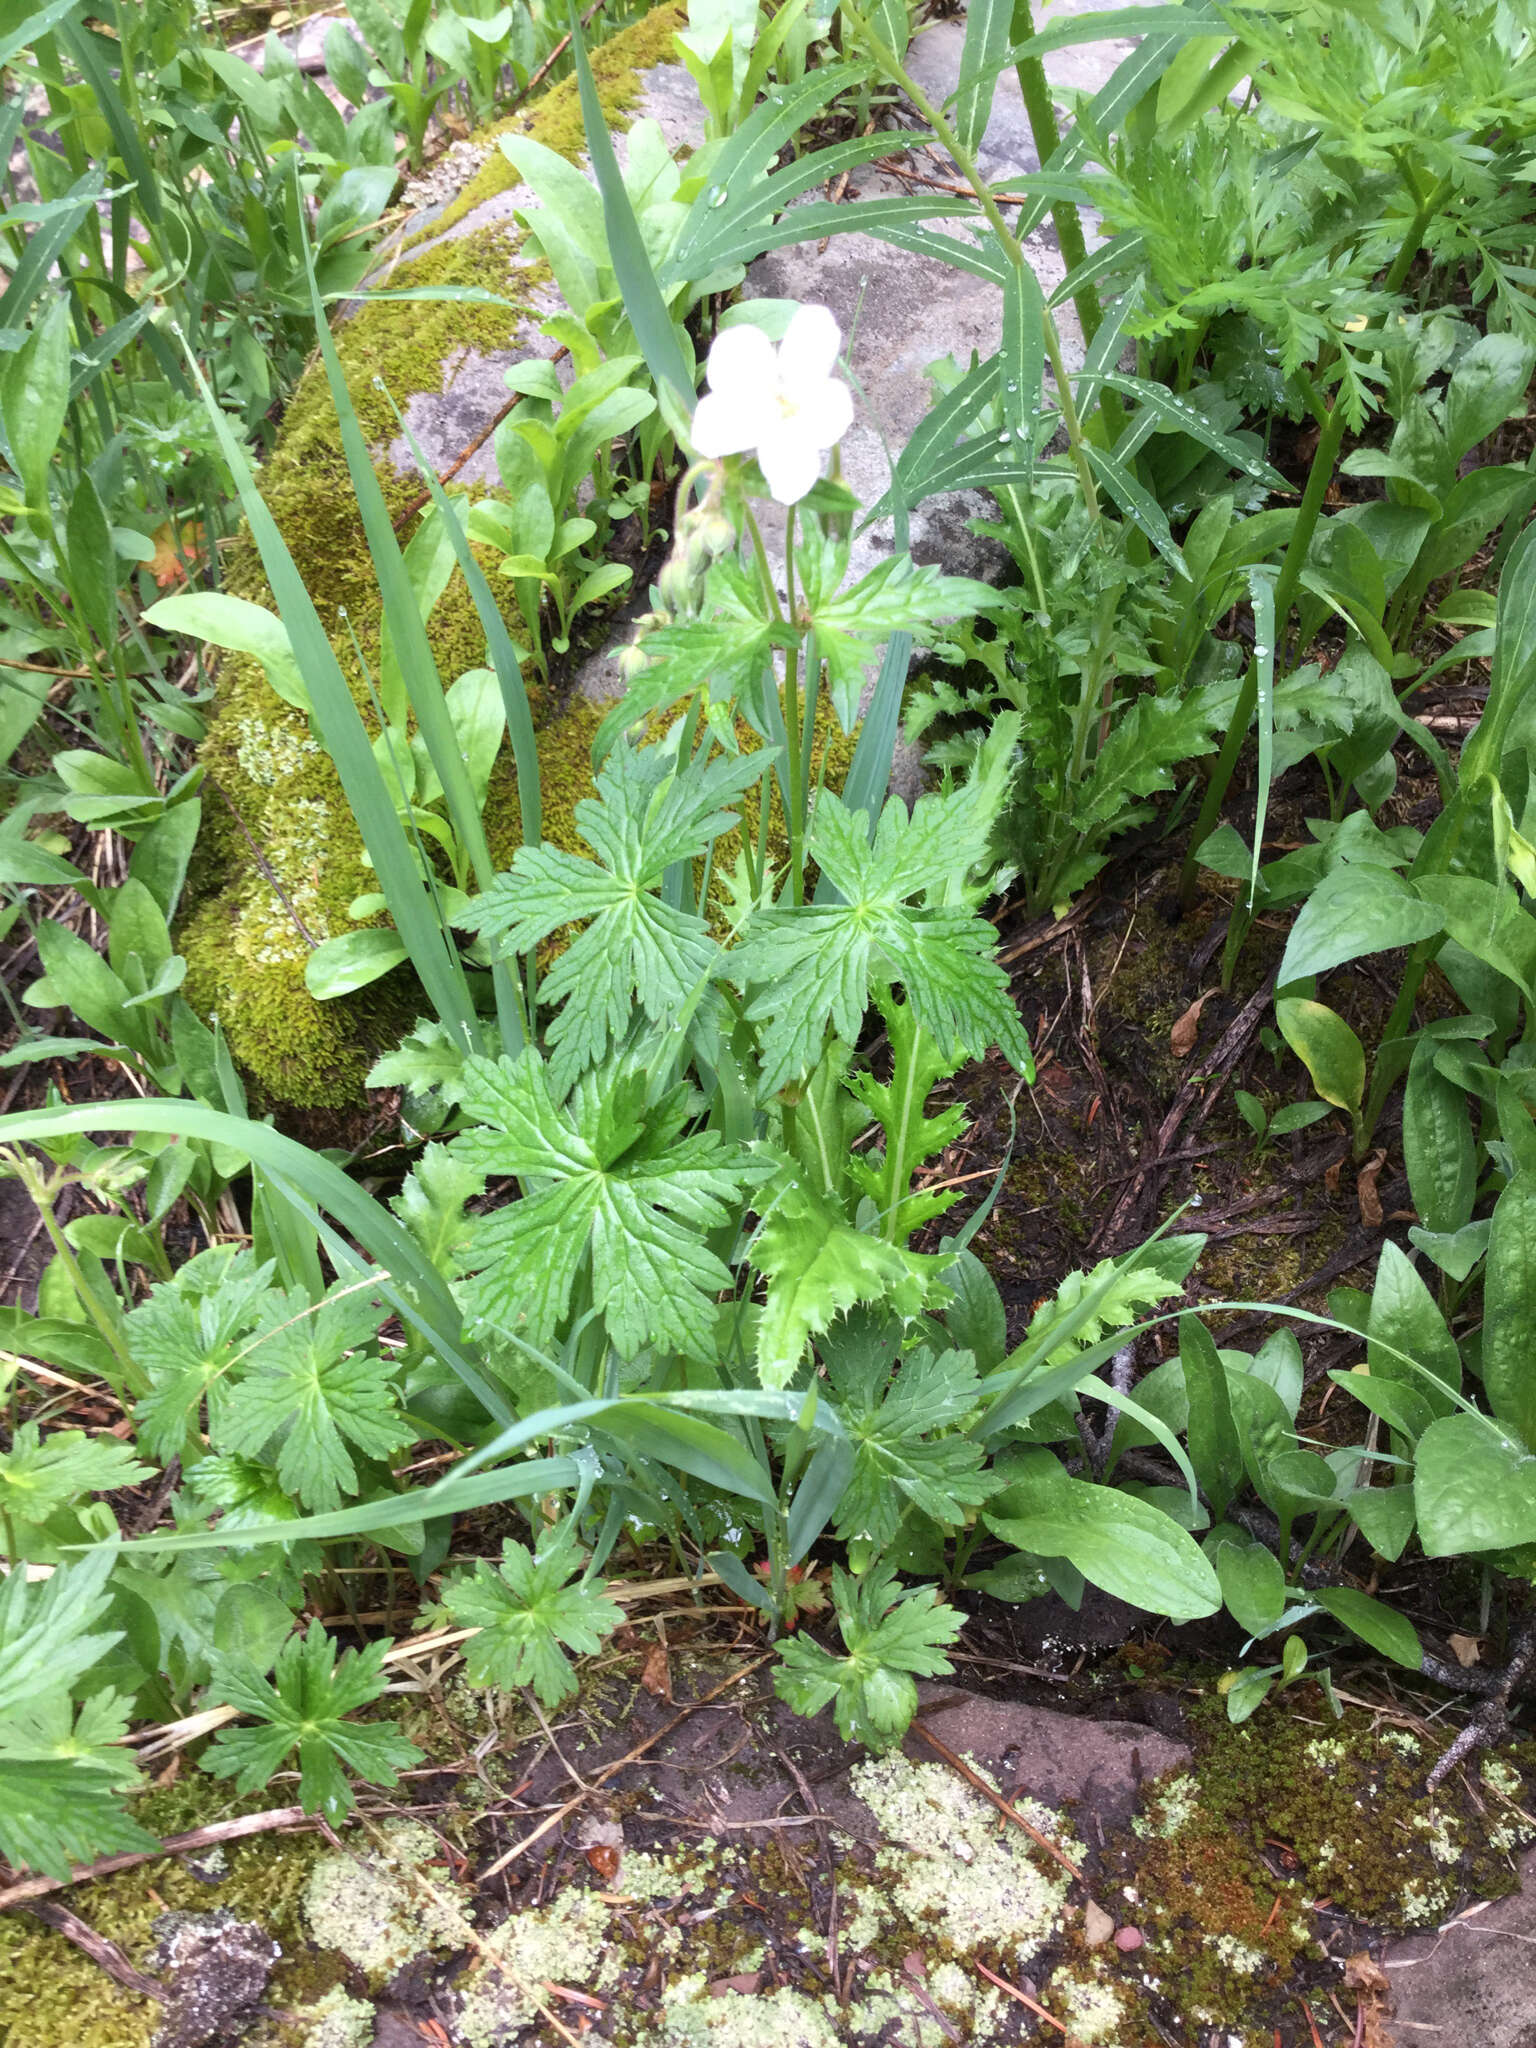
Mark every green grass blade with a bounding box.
[0,0,84,68]
[1246,569,1276,909]
[567,0,693,409]
[379,390,542,852]
[169,332,482,1051]
[119,1456,583,1553]
[0,172,101,324]
[301,226,503,902]
[56,17,162,224]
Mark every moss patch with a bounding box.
[0,1776,330,2048]
[1088,1692,1536,2041]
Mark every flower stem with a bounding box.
[782,507,806,905]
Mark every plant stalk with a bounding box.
[1007,0,1102,345]
[842,0,1101,522]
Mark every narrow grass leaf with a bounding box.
[1084,442,1188,575]
[302,236,502,901]
[120,1457,583,1553]
[1246,570,1275,907]
[665,68,876,282]
[1000,248,1045,450]
[1013,32,1188,240]
[0,0,86,70]
[1048,232,1143,310]
[954,0,1014,151]
[567,0,692,407]
[1100,373,1287,491]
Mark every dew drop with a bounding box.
[997,428,1012,444]
[710,187,729,208]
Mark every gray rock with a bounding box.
[149,1908,280,2048]
[1384,1847,1536,2048]
[356,5,1146,760]
[377,2,1133,566]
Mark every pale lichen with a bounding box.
[655,1986,845,2048]
[303,1821,472,1984]
[1050,1967,1132,2045]
[455,1888,611,2046]
[299,1985,378,2048]
[849,1753,1079,1968]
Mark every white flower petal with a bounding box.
[792,374,854,451]
[704,322,777,398]
[759,428,823,505]
[692,388,772,458]
[777,304,842,392]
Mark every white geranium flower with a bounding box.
[691,304,854,506]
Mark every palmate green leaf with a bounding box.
[595,567,779,755]
[828,1345,992,1548]
[206,1620,423,1824]
[442,1528,623,1706]
[0,1687,142,1789]
[752,1182,946,1390]
[127,1247,280,1462]
[0,1753,158,1881]
[0,1426,150,1543]
[772,1562,961,1748]
[452,1052,758,1360]
[219,1284,405,1512]
[465,744,762,1093]
[734,784,1032,1096]
[0,1546,122,1719]
[794,526,1004,730]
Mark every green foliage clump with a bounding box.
[183,7,689,1109]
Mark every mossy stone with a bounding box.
[184,8,684,1110]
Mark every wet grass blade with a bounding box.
[567,0,693,409]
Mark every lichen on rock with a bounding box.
[847,1751,1082,1969]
